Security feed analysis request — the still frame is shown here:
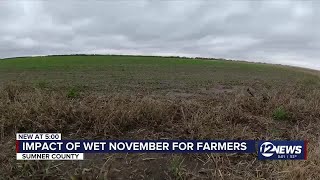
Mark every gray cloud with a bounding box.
[0,0,319,69]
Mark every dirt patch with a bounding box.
[199,85,245,95]
[166,91,196,99]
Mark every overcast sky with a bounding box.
[0,0,319,69]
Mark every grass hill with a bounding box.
[0,55,319,179]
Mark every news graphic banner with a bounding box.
[16,133,255,160]
[16,133,308,161]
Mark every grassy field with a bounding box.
[1,55,318,93]
[0,55,320,179]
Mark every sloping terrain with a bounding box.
[0,55,319,179]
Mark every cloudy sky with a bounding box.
[0,0,319,69]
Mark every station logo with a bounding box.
[258,141,307,160]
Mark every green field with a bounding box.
[1,55,320,179]
[0,55,318,93]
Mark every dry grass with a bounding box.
[0,81,320,179]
